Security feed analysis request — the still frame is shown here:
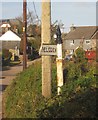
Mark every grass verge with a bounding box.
[3,60,96,118]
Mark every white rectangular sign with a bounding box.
[39,45,57,56]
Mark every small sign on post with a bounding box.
[39,44,57,56]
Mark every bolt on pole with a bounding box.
[23,0,27,70]
[56,26,63,95]
[41,0,52,98]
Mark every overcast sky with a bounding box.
[1,1,97,32]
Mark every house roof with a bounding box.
[64,26,98,40]
[0,19,21,25]
[1,23,11,28]
[0,30,21,41]
[91,30,98,39]
[9,19,22,25]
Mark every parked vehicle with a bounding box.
[85,50,96,62]
[65,54,72,61]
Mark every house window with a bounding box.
[70,40,74,45]
[70,50,74,55]
[86,40,90,44]
[73,49,74,53]
[73,40,74,44]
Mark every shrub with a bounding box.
[73,47,87,65]
[36,65,96,118]
[2,49,12,66]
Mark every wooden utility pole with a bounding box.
[23,0,27,70]
[42,0,52,98]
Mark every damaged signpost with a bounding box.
[56,26,63,95]
[39,25,63,95]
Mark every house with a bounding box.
[0,19,22,35]
[63,26,97,57]
[0,30,21,60]
[0,23,11,34]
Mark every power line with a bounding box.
[33,2,41,25]
[27,8,33,25]
[27,1,41,25]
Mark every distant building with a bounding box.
[0,30,21,60]
[0,19,22,35]
[0,23,11,34]
[63,26,97,57]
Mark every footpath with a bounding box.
[0,59,41,119]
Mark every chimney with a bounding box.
[70,24,76,31]
[1,23,11,33]
[13,25,18,33]
[5,24,9,32]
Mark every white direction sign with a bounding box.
[39,44,57,56]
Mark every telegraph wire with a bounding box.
[33,1,41,25]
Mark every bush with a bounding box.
[36,64,96,118]
[28,50,40,60]
[73,47,87,64]
[2,49,12,66]
[36,88,96,118]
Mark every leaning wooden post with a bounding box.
[56,26,63,95]
[41,0,52,98]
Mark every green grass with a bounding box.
[3,60,42,118]
[3,60,57,118]
[3,60,96,118]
